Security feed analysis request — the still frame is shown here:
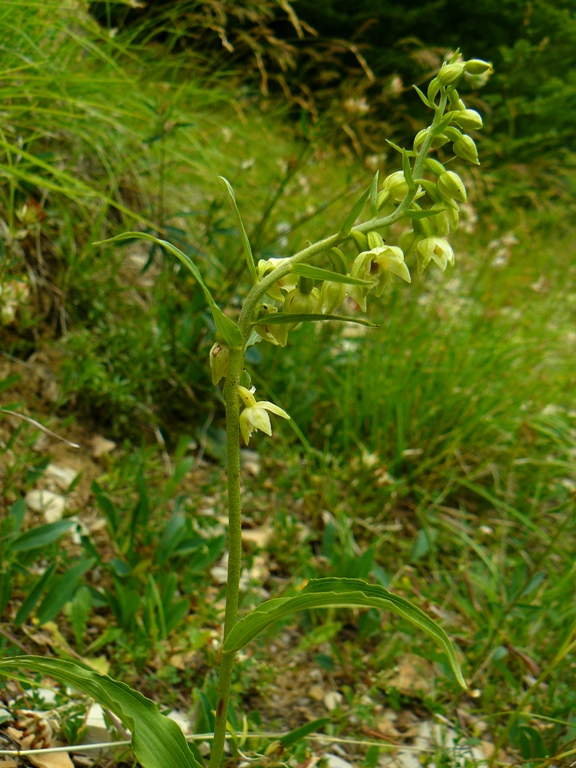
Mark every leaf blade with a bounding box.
[251,313,379,328]
[340,185,371,236]
[218,176,258,282]
[95,232,242,347]
[223,577,466,689]
[0,657,202,768]
[291,264,372,286]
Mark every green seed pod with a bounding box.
[424,158,446,178]
[350,229,368,252]
[367,231,385,250]
[454,109,483,131]
[437,62,466,86]
[465,59,493,76]
[453,135,480,165]
[209,342,229,385]
[437,171,467,203]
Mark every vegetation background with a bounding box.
[0,1,575,766]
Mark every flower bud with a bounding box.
[399,229,423,256]
[320,280,347,315]
[465,59,493,76]
[453,134,479,164]
[350,229,368,252]
[454,109,483,131]
[367,231,385,250]
[437,171,467,203]
[414,129,450,152]
[424,158,446,178]
[283,287,321,328]
[209,343,229,385]
[445,207,459,230]
[437,62,466,86]
[382,171,408,203]
[431,203,450,237]
[254,304,289,346]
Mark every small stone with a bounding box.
[168,710,191,735]
[46,464,77,489]
[308,685,325,702]
[91,435,116,458]
[323,755,353,768]
[26,489,66,522]
[242,524,273,548]
[323,691,343,711]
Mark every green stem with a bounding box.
[209,346,244,768]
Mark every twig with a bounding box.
[0,409,79,448]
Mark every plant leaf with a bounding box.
[11,519,76,553]
[14,562,58,626]
[291,264,373,286]
[218,176,258,282]
[36,558,95,625]
[340,184,370,235]
[95,233,243,347]
[251,313,379,328]
[223,577,466,688]
[402,150,415,190]
[404,208,446,220]
[385,140,415,157]
[0,657,202,768]
[279,717,331,748]
[369,170,380,218]
[412,85,434,109]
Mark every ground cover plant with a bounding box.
[1,2,576,768]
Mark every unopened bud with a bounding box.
[367,231,385,249]
[320,280,347,315]
[425,158,446,178]
[399,229,423,256]
[454,109,483,131]
[437,62,466,86]
[465,59,493,76]
[284,288,321,328]
[382,171,408,203]
[414,129,450,152]
[453,134,479,165]
[350,229,368,252]
[431,203,450,237]
[254,304,289,346]
[209,343,229,385]
[437,171,467,203]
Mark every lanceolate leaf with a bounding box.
[369,170,380,218]
[11,519,76,552]
[218,176,258,282]
[291,264,373,287]
[340,184,370,236]
[95,233,243,348]
[0,657,202,768]
[251,313,379,328]
[404,208,447,220]
[279,717,331,748]
[413,85,434,109]
[223,577,466,689]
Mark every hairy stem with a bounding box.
[209,346,245,768]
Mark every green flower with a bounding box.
[416,237,455,273]
[238,386,290,444]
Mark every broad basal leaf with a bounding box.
[95,232,242,348]
[0,657,201,768]
[223,577,466,688]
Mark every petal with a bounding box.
[260,401,290,420]
[240,410,253,445]
[238,386,257,408]
[388,260,411,282]
[250,406,272,436]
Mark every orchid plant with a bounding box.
[1,52,493,768]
